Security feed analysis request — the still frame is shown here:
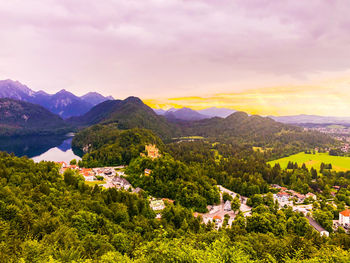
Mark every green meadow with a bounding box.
[268,152,350,172]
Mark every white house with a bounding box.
[224,200,231,211]
[339,209,350,226]
[306,192,317,200]
[276,192,290,202]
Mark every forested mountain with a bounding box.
[0,98,70,136]
[0,79,112,118]
[175,111,334,152]
[68,97,178,140]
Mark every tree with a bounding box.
[70,159,77,165]
[313,209,333,233]
[231,196,241,214]
[223,192,233,202]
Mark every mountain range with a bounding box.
[0,90,334,150]
[0,79,113,118]
[154,106,236,120]
[269,114,350,125]
[67,96,333,148]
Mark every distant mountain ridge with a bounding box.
[164,107,209,121]
[270,114,350,125]
[153,106,236,120]
[0,79,113,118]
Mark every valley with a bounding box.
[1,85,350,262]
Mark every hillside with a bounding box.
[178,111,334,148]
[68,97,178,140]
[0,98,70,136]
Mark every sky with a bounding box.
[1,0,350,116]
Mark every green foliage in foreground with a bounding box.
[126,155,220,212]
[1,153,350,262]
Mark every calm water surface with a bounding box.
[0,135,82,163]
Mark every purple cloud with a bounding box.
[0,0,349,102]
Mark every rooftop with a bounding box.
[306,216,327,233]
[340,209,350,217]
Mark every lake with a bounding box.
[0,135,82,163]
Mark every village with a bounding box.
[55,144,350,236]
[272,184,350,236]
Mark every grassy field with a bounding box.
[268,152,350,172]
[85,180,105,186]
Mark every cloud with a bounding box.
[144,82,350,116]
[0,0,350,110]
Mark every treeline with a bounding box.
[1,152,350,262]
[126,154,220,212]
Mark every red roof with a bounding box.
[340,209,350,217]
[162,198,174,203]
[213,215,222,220]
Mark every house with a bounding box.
[112,176,131,190]
[306,192,317,200]
[57,161,68,168]
[144,169,152,176]
[330,191,337,197]
[156,213,162,219]
[294,193,306,203]
[162,198,175,204]
[133,187,142,194]
[276,192,290,202]
[224,200,231,211]
[339,209,350,227]
[117,171,125,176]
[306,216,329,237]
[84,175,96,182]
[150,199,165,211]
[213,215,222,222]
[80,168,94,177]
